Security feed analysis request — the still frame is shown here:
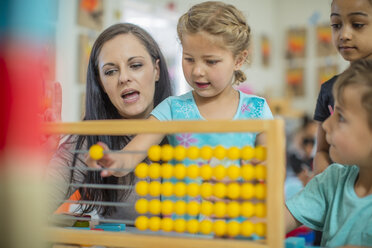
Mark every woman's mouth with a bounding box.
[121,90,140,103]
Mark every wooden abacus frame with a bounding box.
[45,119,285,248]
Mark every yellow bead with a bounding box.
[174,201,186,215]
[241,221,254,237]
[135,181,148,196]
[255,202,266,218]
[186,164,199,179]
[226,201,240,218]
[213,220,226,237]
[241,202,255,218]
[213,164,226,180]
[186,201,200,216]
[240,183,255,200]
[254,145,267,161]
[187,146,199,160]
[213,145,226,160]
[200,145,213,160]
[255,183,266,200]
[227,146,241,160]
[214,201,226,218]
[213,183,226,199]
[174,145,186,161]
[135,162,148,179]
[148,163,161,179]
[148,181,161,197]
[186,183,200,197]
[174,163,186,180]
[226,165,240,180]
[227,182,240,200]
[200,182,213,198]
[255,164,267,180]
[161,182,173,197]
[255,222,266,237]
[241,146,254,160]
[135,216,148,231]
[200,201,213,216]
[241,164,255,181]
[148,199,161,215]
[226,221,240,237]
[148,216,161,231]
[161,218,173,232]
[174,182,186,197]
[186,219,199,234]
[134,198,148,214]
[199,220,213,235]
[174,219,186,233]
[200,164,212,180]
[161,200,173,216]
[161,144,174,161]
[89,144,104,160]
[161,163,173,179]
[148,145,161,161]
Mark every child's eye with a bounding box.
[206,60,219,65]
[104,69,117,76]
[337,113,345,122]
[352,23,365,29]
[184,57,194,63]
[331,23,341,30]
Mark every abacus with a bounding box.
[45,119,285,248]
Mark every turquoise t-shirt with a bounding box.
[151,90,273,149]
[286,163,372,247]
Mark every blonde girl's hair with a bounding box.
[177,1,251,84]
[333,59,372,129]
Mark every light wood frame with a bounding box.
[44,119,285,248]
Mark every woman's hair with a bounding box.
[177,1,251,84]
[68,23,172,216]
[333,59,372,129]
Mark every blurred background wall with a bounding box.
[51,0,348,122]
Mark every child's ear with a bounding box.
[234,50,248,70]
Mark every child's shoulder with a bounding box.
[320,75,339,91]
[238,90,267,102]
[321,163,359,180]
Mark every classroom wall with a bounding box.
[55,0,348,122]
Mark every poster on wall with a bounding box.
[261,35,271,67]
[77,0,104,31]
[286,67,305,97]
[285,28,307,59]
[78,34,95,84]
[316,24,337,57]
[318,65,338,87]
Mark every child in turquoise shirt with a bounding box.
[286,59,372,247]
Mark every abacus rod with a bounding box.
[63,200,133,207]
[51,215,135,225]
[69,183,134,190]
[43,119,272,135]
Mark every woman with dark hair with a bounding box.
[47,23,172,222]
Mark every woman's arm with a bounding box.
[85,116,165,177]
[313,122,332,175]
